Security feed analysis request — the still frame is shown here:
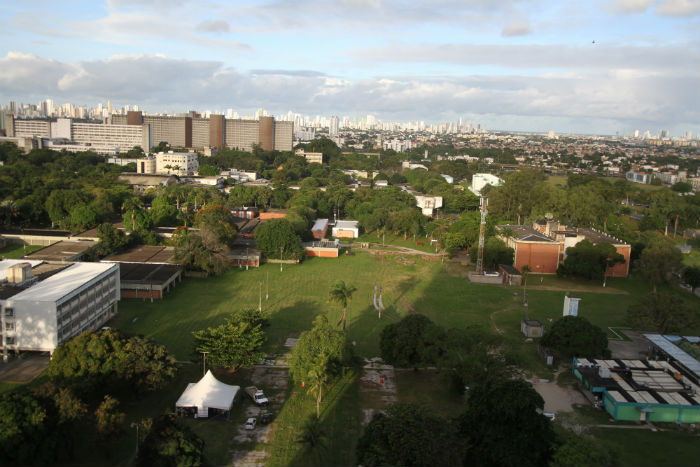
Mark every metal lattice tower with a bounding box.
[476,196,488,274]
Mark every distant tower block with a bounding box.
[563,294,581,316]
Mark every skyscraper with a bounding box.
[329,115,339,137]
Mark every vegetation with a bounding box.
[192,309,266,371]
[328,280,357,331]
[540,316,610,359]
[254,218,304,260]
[626,292,699,333]
[135,413,207,467]
[557,240,625,280]
[379,314,445,368]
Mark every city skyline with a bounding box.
[1,0,698,136]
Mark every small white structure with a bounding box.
[563,294,581,317]
[440,174,454,184]
[469,173,503,195]
[332,220,360,239]
[175,370,240,418]
[155,151,199,176]
[414,195,443,217]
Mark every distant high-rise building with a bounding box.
[329,115,339,137]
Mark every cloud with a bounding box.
[501,20,533,36]
[1,51,697,135]
[655,0,700,16]
[607,0,655,13]
[195,20,230,32]
[349,42,698,73]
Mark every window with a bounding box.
[4,308,13,318]
[5,322,14,331]
[5,337,15,345]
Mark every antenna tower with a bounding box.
[476,196,488,274]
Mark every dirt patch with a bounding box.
[532,371,588,413]
[359,360,398,425]
[527,285,629,295]
[232,450,269,467]
[489,310,504,335]
[251,367,289,389]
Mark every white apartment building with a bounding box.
[295,149,323,164]
[155,151,199,176]
[470,173,504,195]
[0,261,120,354]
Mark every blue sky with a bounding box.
[1,0,698,136]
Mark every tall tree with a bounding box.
[540,316,609,359]
[135,413,207,467]
[296,416,328,465]
[192,310,266,371]
[639,241,683,292]
[626,292,699,333]
[328,280,357,331]
[289,316,347,417]
[460,378,554,467]
[380,314,446,368]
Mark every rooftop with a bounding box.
[335,220,359,229]
[24,240,97,262]
[497,225,557,243]
[5,262,118,303]
[102,245,175,264]
[312,219,329,231]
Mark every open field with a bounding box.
[6,249,698,466]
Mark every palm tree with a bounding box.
[0,199,18,227]
[296,415,328,464]
[329,280,357,331]
[122,196,143,231]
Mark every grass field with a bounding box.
[10,249,697,466]
[0,243,43,259]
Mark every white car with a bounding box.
[245,417,257,430]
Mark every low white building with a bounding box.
[332,220,360,239]
[414,194,443,216]
[156,151,199,176]
[0,260,120,355]
[470,173,503,195]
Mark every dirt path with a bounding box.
[359,359,398,425]
[526,285,629,295]
[489,310,504,334]
[532,370,588,413]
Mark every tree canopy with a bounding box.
[557,240,625,280]
[192,309,266,371]
[540,316,609,359]
[254,218,304,260]
[379,314,446,368]
[626,292,699,334]
[135,413,207,467]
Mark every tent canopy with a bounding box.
[175,370,240,412]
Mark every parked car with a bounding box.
[260,412,274,424]
[245,417,257,430]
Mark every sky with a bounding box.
[1,0,699,136]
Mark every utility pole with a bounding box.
[258,282,262,312]
[280,247,283,272]
[200,351,209,376]
[266,271,269,300]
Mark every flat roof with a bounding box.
[24,240,96,261]
[644,333,700,379]
[119,263,181,284]
[0,259,44,281]
[102,245,175,264]
[8,262,118,303]
[335,220,359,229]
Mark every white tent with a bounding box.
[175,370,240,418]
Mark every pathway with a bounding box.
[359,359,398,425]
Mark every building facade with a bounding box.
[155,151,199,176]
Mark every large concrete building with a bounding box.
[0,260,120,354]
[112,112,293,152]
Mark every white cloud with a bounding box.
[501,20,533,36]
[0,51,697,134]
[656,0,700,16]
[607,0,655,13]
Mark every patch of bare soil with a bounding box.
[532,370,588,413]
[232,450,270,467]
[359,359,398,425]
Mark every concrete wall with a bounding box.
[513,242,560,274]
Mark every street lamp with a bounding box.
[200,351,209,376]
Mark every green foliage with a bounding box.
[638,241,683,292]
[460,378,554,467]
[192,309,266,370]
[683,266,700,292]
[0,391,49,465]
[441,326,507,389]
[289,315,348,416]
[469,236,514,270]
[304,137,341,162]
[557,240,625,280]
[193,205,237,246]
[379,314,446,367]
[296,415,328,465]
[123,208,153,232]
[551,430,618,467]
[328,280,357,331]
[671,181,692,193]
[197,164,220,177]
[254,218,304,260]
[47,330,177,397]
[626,292,699,333]
[136,413,207,467]
[69,204,99,232]
[541,316,609,358]
[356,403,463,467]
[172,230,228,275]
[94,395,125,439]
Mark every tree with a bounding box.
[192,310,266,371]
[557,240,625,280]
[441,326,507,390]
[296,415,328,465]
[47,330,177,396]
[193,204,237,246]
[197,164,220,176]
[0,199,18,226]
[550,430,618,467]
[136,413,207,467]
[172,229,228,275]
[638,241,683,292]
[356,403,463,467]
[540,316,609,359]
[626,292,699,333]
[94,395,125,440]
[69,204,98,232]
[328,280,357,331]
[254,218,304,260]
[289,316,347,417]
[460,378,554,467]
[122,196,144,230]
[683,266,700,293]
[0,391,49,465]
[469,236,514,270]
[379,314,445,368]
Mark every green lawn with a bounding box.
[593,427,700,467]
[0,243,43,259]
